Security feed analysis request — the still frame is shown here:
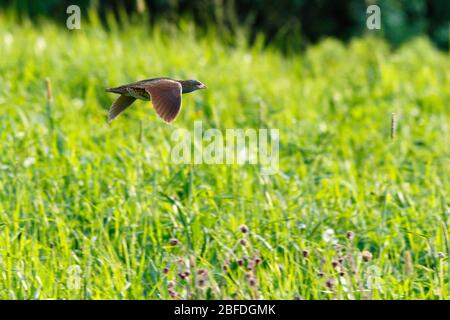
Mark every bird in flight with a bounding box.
[106,77,207,123]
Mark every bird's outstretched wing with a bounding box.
[108,95,136,123]
[144,79,182,123]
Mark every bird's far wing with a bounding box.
[144,79,182,123]
[108,95,136,123]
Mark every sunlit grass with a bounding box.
[0,13,449,299]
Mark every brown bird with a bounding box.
[106,77,207,123]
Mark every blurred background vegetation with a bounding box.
[2,0,449,51]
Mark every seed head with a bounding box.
[325,278,335,290]
[254,257,261,265]
[237,259,244,267]
[346,231,354,241]
[163,266,169,275]
[294,295,303,300]
[197,279,206,288]
[318,271,325,278]
[168,289,178,299]
[197,269,207,276]
[331,260,339,269]
[362,250,373,262]
[437,252,445,259]
[339,271,345,277]
[167,281,175,289]
[338,256,345,264]
[302,249,310,258]
[248,278,257,287]
[169,238,179,246]
[239,238,247,246]
[239,224,249,234]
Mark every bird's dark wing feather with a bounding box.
[108,95,136,122]
[144,79,182,123]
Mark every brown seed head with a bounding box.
[346,231,354,241]
[302,249,310,258]
[169,238,179,246]
[197,269,207,276]
[325,278,335,290]
[362,250,373,262]
[168,289,178,299]
[239,238,247,246]
[239,224,249,234]
[197,279,206,288]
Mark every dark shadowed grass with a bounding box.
[0,13,449,299]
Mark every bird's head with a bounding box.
[179,79,207,94]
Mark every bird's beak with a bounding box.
[199,83,207,89]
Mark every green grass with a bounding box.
[0,13,449,299]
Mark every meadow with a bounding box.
[0,12,449,299]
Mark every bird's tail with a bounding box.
[105,86,127,94]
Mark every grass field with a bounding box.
[0,13,449,299]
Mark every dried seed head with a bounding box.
[302,249,310,258]
[437,252,445,259]
[237,259,244,267]
[294,295,303,300]
[197,269,207,276]
[318,271,325,278]
[178,272,186,280]
[346,231,354,241]
[167,281,175,289]
[404,251,413,276]
[362,250,373,262]
[163,266,169,275]
[239,224,249,234]
[339,271,345,277]
[254,257,261,265]
[245,272,252,279]
[239,238,247,246]
[248,278,257,287]
[338,256,345,264]
[325,278,335,290]
[197,279,206,288]
[223,264,229,272]
[391,112,397,141]
[169,238,179,246]
[183,271,190,277]
[168,289,178,299]
[331,260,339,269]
